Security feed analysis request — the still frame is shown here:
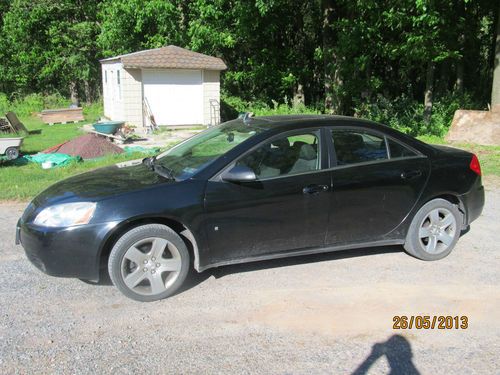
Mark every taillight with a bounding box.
[469,154,481,176]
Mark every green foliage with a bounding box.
[0,92,70,117]
[354,93,482,136]
[221,94,320,121]
[0,0,498,136]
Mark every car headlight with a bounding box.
[33,202,97,227]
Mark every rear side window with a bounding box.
[331,130,388,165]
[388,139,417,158]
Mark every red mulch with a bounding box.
[43,134,123,159]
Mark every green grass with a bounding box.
[0,106,154,201]
[0,152,148,201]
[418,136,500,177]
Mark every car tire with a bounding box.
[404,198,462,261]
[108,224,190,302]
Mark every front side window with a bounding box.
[155,121,264,180]
[331,129,388,165]
[236,131,320,179]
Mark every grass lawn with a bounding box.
[0,112,156,201]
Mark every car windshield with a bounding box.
[155,120,262,180]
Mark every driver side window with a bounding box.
[236,132,320,179]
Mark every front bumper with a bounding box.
[16,219,118,281]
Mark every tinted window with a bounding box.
[331,130,388,165]
[388,139,417,158]
[237,132,320,179]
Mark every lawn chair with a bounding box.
[5,111,29,133]
[0,117,16,134]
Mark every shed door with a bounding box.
[143,69,203,126]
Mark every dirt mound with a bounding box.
[445,109,500,146]
[44,134,123,159]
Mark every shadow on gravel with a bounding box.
[211,245,403,279]
[351,334,420,375]
[80,246,403,295]
[174,245,403,295]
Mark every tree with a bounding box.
[1,0,101,101]
[491,2,500,108]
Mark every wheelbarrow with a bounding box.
[0,137,23,160]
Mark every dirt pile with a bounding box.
[44,134,123,159]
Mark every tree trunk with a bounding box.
[424,62,435,123]
[455,59,464,94]
[293,83,305,108]
[69,81,80,107]
[491,3,500,110]
[322,0,342,114]
[84,80,92,103]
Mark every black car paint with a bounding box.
[17,116,484,281]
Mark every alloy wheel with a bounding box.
[418,207,457,254]
[120,237,182,296]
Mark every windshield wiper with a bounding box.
[142,156,176,181]
[153,163,176,181]
[142,156,156,170]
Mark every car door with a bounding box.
[203,128,331,266]
[326,127,430,245]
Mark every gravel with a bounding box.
[0,179,499,374]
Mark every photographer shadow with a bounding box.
[352,334,420,375]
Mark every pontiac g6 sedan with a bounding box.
[16,115,484,301]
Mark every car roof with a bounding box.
[223,114,434,154]
[230,114,381,130]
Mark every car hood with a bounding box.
[33,159,171,207]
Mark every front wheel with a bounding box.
[108,224,190,302]
[404,198,462,261]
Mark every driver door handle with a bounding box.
[401,170,422,180]
[303,184,329,195]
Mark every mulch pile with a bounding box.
[43,134,123,159]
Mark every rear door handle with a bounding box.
[303,184,329,195]
[401,170,422,180]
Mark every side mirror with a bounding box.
[221,165,257,182]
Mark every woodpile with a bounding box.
[41,108,84,125]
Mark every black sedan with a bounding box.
[16,115,484,301]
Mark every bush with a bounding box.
[221,93,320,121]
[354,93,483,137]
[0,92,71,117]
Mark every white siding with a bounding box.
[203,70,221,126]
[143,69,203,126]
[121,68,143,127]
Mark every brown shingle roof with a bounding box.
[101,45,227,70]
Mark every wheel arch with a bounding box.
[420,192,466,227]
[97,215,201,279]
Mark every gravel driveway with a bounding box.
[1,179,499,374]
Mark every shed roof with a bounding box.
[100,45,227,71]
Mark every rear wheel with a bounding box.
[404,198,461,261]
[108,224,190,302]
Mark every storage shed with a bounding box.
[100,45,227,128]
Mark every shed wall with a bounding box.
[203,70,221,126]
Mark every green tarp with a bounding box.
[23,153,81,168]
